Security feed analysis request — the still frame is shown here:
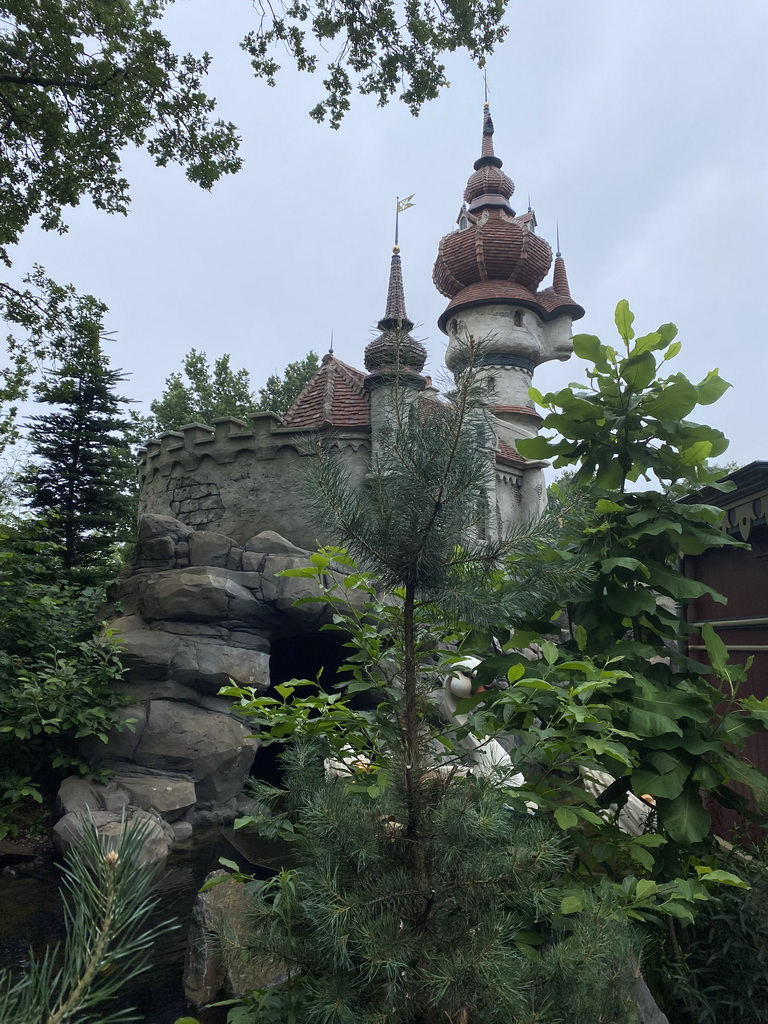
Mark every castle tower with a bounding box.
[433,103,584,453]
[364,244,427,460]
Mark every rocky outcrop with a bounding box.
[53,781,177,865]
[184,869,286,1007]
[69,516,361,832]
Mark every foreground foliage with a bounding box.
[0,518,129,837]
[221,745,640,1024]
[0,816,170,1024]
[514,302,768,849]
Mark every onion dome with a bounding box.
[433,104,583,332]
[364,247,427,376]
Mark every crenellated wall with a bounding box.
[137,413,371,549]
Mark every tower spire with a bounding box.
[381,197,416,330]
[552,224,572,298]
[476,102,502,169]
[379,247,413,331]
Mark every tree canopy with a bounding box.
[148,347,319,432]
[0,1,242,260]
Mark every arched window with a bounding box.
[513,310,523,327]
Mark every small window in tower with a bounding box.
[513,310,523,327]
[459,216,469,230]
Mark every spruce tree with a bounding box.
[21,342,135,584]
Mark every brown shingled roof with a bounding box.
[496,439,527,466]
[281,354,370,430]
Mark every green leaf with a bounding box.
[572,334,605,363]
[506,664,525,684]
[680,441,713,466]
[695,868,750,889]
[620,351,656,389]
[696,369,732,405]
[595,498,624,513]
[614,300,636,341]
[600,556,647,575]
[701,621,729,678]
[604,586,656,617]
[541,640,558,665]
[663,340,682,361]
[632,760,691,799]
[633,332,662,354]
[560,895,583,915]
[516,435,563,460]
[628,845,655,871]
[657,322,679,344]
[634,879,658,900]
[642,380,698,421]
[218,857,241,872]
[554,807,578,830]
[627,708,683,740]
[659,785,711,844]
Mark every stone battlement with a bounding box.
[137,414,370,549]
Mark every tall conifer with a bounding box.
[21,342,135,584]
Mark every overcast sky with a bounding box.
[8,0,768,469]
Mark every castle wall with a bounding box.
[138,414,371,549]
[495,465,547,530]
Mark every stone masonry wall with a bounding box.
[137,414,370,549]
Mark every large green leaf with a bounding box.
[573,334,609,367]
[620,351,656,389]
[627,707,683,739]
[701,621,729,677]
[679,440,713,466]
[600,556,648,575]
[647,564,726,603]
[516,435,564,460]
[659,784,711,844]
[642,381,698,421]
[633,332,664,354]
[604,585,656,617]
[696,369,732,405]
[614,299,636,341]
[632,758,691,799]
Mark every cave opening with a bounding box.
[249,629,353,785]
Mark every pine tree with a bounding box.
[224,334,635,1024]
[21,342,135,584]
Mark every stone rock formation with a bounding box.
[55,516,363,831]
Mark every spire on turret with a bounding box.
[552,251,572,299]
[378,246,414,332]
[365,237,426,376]
[463,103,514,212]
[552,223,572,298]
[474,102,504,171]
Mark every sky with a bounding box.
[7,0,768,469]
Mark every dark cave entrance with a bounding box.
[249,629,353,785]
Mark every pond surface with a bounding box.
[0,825,267,1024]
